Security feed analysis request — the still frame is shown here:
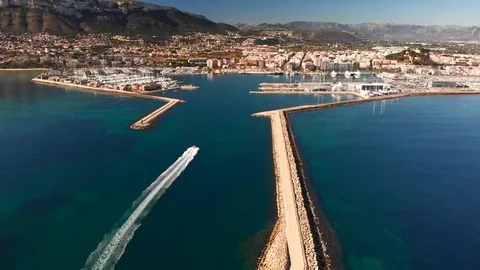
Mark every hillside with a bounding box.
[0,0,237,38]
[235,21,480,41]
[386,48,438,66]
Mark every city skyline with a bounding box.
[154,0,479,26]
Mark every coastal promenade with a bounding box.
[32,78,184,130]
[253,89,480,270]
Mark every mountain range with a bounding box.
[236,21,480,41]
[1,1,479,42]
[0,0,237,38]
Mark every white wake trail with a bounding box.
[82,146,199,270]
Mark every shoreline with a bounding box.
[252,90,480,269]
[32,78,184,130]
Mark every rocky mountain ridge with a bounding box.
[0,0,237,38]
[235,21,480,41]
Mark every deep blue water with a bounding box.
[0,71,351,270]
[290,97,480,270]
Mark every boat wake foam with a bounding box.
[82,146,199,270]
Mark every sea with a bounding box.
[0,71,349,270]
[1,71,480,270]
[291,96,480,270]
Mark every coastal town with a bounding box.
[2,30,480,95]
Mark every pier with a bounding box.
[255,110,319,270]
[253,89,480,270]
[32,78,185,130]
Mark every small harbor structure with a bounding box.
[32,68,195,131]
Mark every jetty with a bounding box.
[255,110,319,270]
[32,78,185,131]
[130,98,180,130]
[253,89,480,270]
[180,84,199,90]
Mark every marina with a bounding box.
[35,68,199,94]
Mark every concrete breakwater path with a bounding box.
[249,90,363,99]
[253,89,480,270]
[130,99,180,130]
[32,78,184,131]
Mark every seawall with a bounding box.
[249,91,363,99]
[253,90,480,269]
[254,110,318,269]
[32,78,184,130]
[257,115,289,270]
[130,100,179,130]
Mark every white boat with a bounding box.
[344,70,352,78]
[355,70,362,78]
[330,70,337,77]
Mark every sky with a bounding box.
[151,0,479,26]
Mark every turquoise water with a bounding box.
[0,72,350,270]
[290,97,480,270]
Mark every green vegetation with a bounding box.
[253,38,280,46]
[386,48,437,66]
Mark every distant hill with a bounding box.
[235,22,360,43]
[0,0,237,38]
[386,48,437,66]
[235,21,480,41]
[295,29,360,43]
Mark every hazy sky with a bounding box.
[152,0,479,26]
